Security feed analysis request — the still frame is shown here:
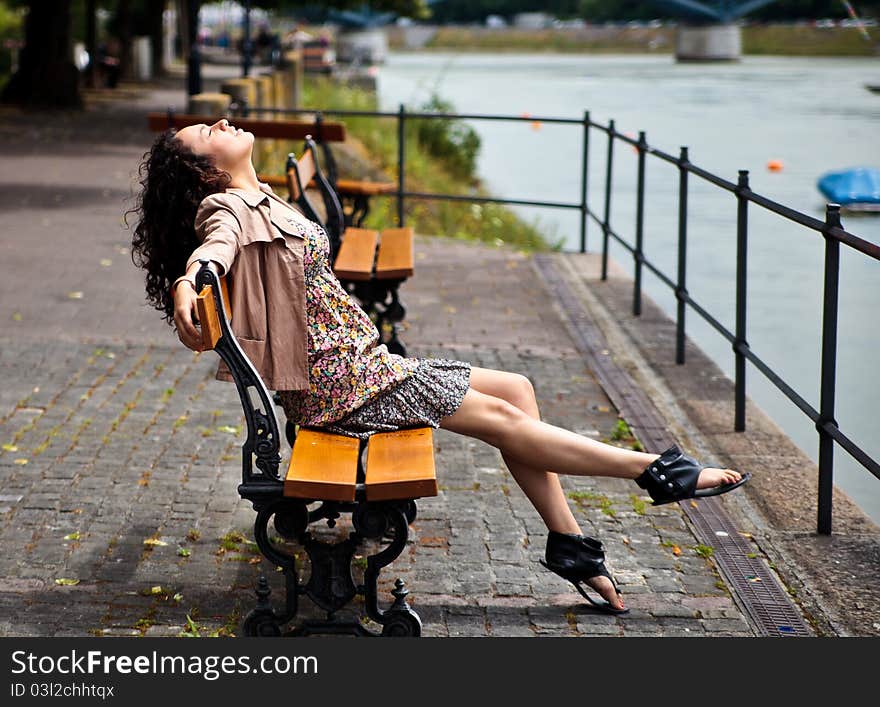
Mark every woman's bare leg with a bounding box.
[465,367,583,536]
[439,387,742,491]
[439,372,742,611]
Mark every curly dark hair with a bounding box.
[128,129,231,324]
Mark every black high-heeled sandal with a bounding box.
[539,531,629,615]
[635,444,751,506]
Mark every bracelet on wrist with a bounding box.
[171,278,196,297]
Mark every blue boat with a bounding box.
[817,167,880,212]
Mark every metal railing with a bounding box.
[242,102,879,535]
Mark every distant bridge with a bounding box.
[651,0,779,23]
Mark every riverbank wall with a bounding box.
[388,24,879,57]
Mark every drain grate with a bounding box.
[534,254,813,637]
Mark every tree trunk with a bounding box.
[1,0,81,108]
[85,0,97,89]
[116,0,133,80]
[148,1,166,78]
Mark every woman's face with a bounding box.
[176,119,254,172]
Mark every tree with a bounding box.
[1,0,81,107]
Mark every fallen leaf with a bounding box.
[99,259,112,267]
[739,532,753,539]
[12,312,22,321]
[172,593,183,602]
[150,585,163,595]
[67,291,84,299]
[672,544,682,556]
[13,458,28,465]
[54,578,80,586]
[248,557,261,564]
[690,500,699,508]
[143,538,168,547]
[443,305,457,314]
[63,532,81,541]
[176,547,191,557]
[216,425,239,434]
[2,443,18,452]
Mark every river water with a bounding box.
[376,52,880,524]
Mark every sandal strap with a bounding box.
[545,531,607,576]
[636,444,702,503]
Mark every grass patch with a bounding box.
[693,544,715,559]
[630,494,648,515]
[218,530,246,552]
[567,490,616,518]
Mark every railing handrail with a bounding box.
[240,100,879,534]
[243,102,878,261]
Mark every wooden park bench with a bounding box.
[147,111,396,229]
[193,260,437,637]
[286,136,414,356]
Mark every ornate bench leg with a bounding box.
[353,501,422,637]
[244,499,308,636]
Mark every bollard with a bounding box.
[283,50,303,109]
[271,70,286,111]
[221,77,258,115]
[187,92,231,117]
[254,74,275,115]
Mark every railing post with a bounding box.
[397,103,406,228]
[580,110,590,254]
[633,131,647,316]
[601,119,615,280]
[734,170,750,432]
[676,146,689,365]
[817,203,841,536]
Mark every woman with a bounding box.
[130,119,749,615]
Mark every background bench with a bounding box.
[193,260,437,637]
[287,137,413,356]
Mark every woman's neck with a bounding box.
[225,163,262,193]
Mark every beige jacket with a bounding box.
[185,183,310,391]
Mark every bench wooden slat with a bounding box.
[375,227,414,280]
[284,149,316,202]
[147,113,347,142]
[333,228,378,281]
[259,174,395,198]
[334,179,396,196]
[285,429,359,501]
[365,428,437,501]
[196,285,222,351]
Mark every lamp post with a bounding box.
[241,0,252,77]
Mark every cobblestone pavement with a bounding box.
[0,83,755,638]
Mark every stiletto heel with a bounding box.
[540,531,629,615]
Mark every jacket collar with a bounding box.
[226,182,274,207]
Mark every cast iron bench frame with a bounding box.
[193,261,437,637]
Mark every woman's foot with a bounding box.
[541,531,629,615]
[636,445,751,506]
[696,466,743,490]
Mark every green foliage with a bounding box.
[286,75,555,251]
[0,1,23,78]
[414,93,481,182]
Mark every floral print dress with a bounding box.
[277,216,471,439]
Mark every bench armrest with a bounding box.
[195,261,283,487]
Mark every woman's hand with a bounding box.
[173,280,204,352]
